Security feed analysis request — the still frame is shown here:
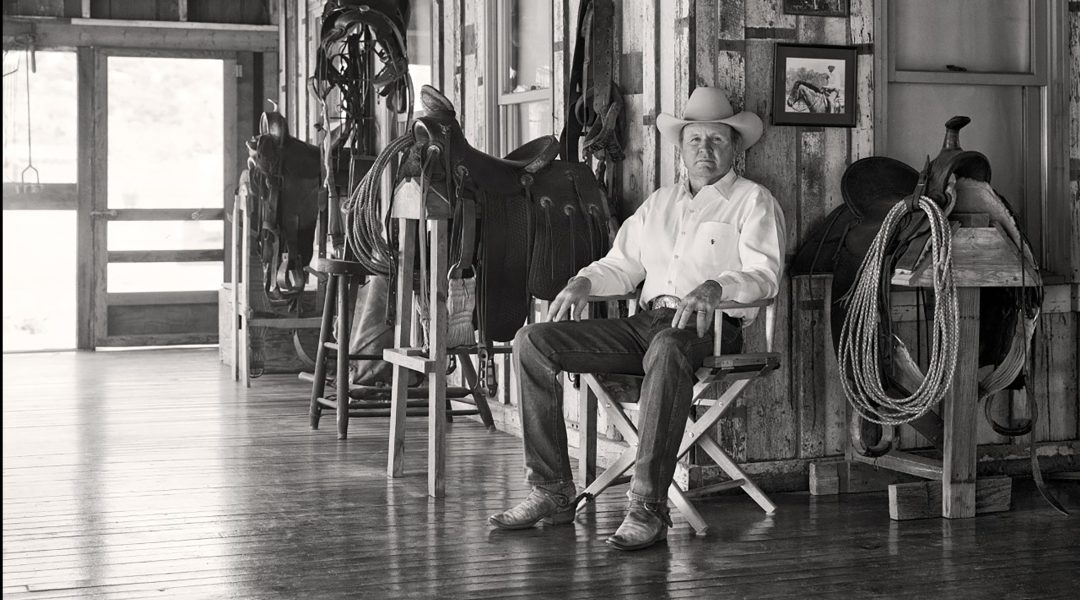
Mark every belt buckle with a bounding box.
[650,295,680,311]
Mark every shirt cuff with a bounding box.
[711,272,741,301]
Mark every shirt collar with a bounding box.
[681,169,739,200]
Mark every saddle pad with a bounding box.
[477,191,532,343]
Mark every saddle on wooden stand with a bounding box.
[794,117,1063,516]
[246,111,323,302]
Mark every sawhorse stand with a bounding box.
[811,220,1039,520]
[382,188,504,498]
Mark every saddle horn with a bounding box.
[941,116,971,151]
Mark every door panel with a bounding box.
[96,52,234,346]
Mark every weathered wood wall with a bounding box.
[414,0,1080,490]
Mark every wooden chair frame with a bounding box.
[573,296,780,534]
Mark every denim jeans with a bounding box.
[512,308,742,504]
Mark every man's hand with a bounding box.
[671,280,725,338]
[547,276,593,322]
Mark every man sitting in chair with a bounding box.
[489,87,786,551]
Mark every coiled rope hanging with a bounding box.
[342,132,414,275]
[838,195,959,426]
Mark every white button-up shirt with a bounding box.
[575,169,786,323]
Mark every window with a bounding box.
[494,0,553,154]
[879,1,1071,276]
[407,1,433,115]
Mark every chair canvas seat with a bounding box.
[571,299,780,535]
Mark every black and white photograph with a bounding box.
[3,1,1078,598]
[772,43,857,126]
[782,0,850,18]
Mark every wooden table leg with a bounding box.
[428,218,448,498]
[943,287,980,519]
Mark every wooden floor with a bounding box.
[3,349,1078,599]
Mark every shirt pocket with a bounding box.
[690,221,739,271]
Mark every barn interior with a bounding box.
[3,1,1079,598]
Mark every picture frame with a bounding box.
[782,0,849,18]
[771,43,857,127]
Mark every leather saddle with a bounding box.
[246,112,322,299]
[792,116,1041,407]
[402,85,612,342]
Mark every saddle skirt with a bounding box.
[791,116,1041,399]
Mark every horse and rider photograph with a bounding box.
[772,43,857,127]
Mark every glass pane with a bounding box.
[892,1,1031,73]
[108,262,223,293]
[505,101,553,153]
[505,0,552,93]
[2,211,76,351]
[2,51,77,184]
[108,221,224,251]
[408,0,433,113]
[107,57,224,209]
[886,84,1025,221]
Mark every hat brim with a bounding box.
[656,111,763,151]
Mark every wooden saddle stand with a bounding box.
[793,117,1067,520]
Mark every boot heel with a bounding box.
[540,506,577,525]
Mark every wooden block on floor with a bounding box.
[888,476,1012,521]
[810,460,919,495]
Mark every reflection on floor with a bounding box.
[3,349,1078,599]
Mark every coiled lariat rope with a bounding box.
[342,132,415,275]
[838,195,959,426]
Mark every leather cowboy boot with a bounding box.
[606,499,672,551]
[488,482,578,530]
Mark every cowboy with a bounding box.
[822,65,841,113]
[489,87,786,550]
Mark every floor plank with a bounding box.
[3,349,1078,599]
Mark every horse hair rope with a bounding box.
[838,195,959,426]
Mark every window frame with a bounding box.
[490,0,555,155]
[874,0,1072,279]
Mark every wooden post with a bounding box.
[388,218,417,477]
[943,287,980,518]
[578,372,597,488]
[428,218,449,498]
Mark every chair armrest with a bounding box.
[712,298,774,310]
[711,298,776,355]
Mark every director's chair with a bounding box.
[572,296,780,534]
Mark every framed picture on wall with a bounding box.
[772,43,857,127]
[782,0,849,18]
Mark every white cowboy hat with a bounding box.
[656,87,763,150]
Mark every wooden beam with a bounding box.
[107,291,217,306]
[849,450,943,480]
[889,476,1012,521]
[810,459,919,495]
[178,0,188,22]
[107,249,224,263]
[76,47,93,350]
[95,333,216,346]
[1,183,77,210]
[107,208,225,221]
[2,18,277,52]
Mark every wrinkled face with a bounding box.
[680,123,737,182]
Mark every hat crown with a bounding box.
[683,87,736,122]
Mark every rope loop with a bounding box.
[838,195,959,426]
